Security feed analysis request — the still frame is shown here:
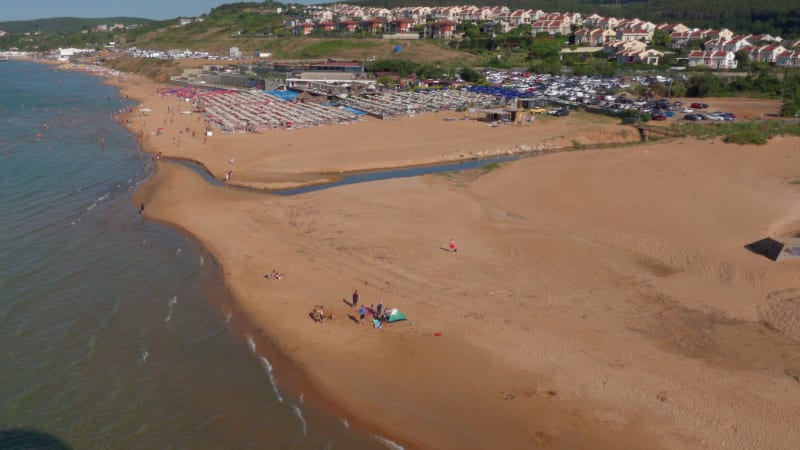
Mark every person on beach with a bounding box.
[450,238,457,253]
[359,305,366,324]
[139,203,145,215]
[376,301,383,317]
[352,290,359,309]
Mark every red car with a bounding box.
[652,113,667,121]
[690,102,709,109]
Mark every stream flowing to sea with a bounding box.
[0,61,385,449]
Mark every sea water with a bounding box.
[0,61,386,449]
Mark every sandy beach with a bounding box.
[101,70,800,449]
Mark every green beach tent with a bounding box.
[387,308,407,323]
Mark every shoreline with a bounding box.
[66,60,800,449]
[105,69,430,447]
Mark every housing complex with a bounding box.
[293,4,800,69]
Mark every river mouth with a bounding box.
[166,153,525,196]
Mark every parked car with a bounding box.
[528,107,547,114]
[681,107,694,113]
[548,108,570,116]
[690,102,709,109]
[653,113,667,121]
[684,113,703,121]
[706,114,726,121]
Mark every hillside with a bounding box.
[0,17,153,34]
[124,4,477,64]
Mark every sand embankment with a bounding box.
[113,73,800,449]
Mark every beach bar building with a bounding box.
[482,107,519,123]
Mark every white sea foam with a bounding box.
[97,193,110,202]
[374,435,404,450]
[224,310,232,323]
[175,248,182,256]
[247,336,256,353]
[259,356,283,403]
[199,256,204,267]
[340,417,350,428]
[165,296,177,322]
[86,200,97,211]
[299,393,304,404]
[291,405,307,435]
[142,351,149,363]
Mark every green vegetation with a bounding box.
[482,162,501,171]
[0,17,151,34]
[673,120,800,145]
[295,40,378,58]
[105,56,182,83]
[367,59,462,79]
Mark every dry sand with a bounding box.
[106,73,800,449]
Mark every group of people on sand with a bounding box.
[152,151,163,161]
[310,305,334,324]
[352,290,391,328]
[264,269,283,280]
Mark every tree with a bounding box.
[686,73,723,97]
[378,76,396,88]
[651,29,671,50]
[459,67,484,83]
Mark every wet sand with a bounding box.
[106,71,800,449]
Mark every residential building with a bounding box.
[687,50,738,69]
[338,20,360,33]
[575,28,615,46]
[750,44,787,63]
[428,20,457,39]
[509,10,531,27]
[316,21,336,32]
[617,48,663,65]
[616,24,653,42]
[670,29,708,49]
[531,19,570,36]
[293,22,314,35]
[361,18,385,33]
[389,18,415,33]
[705,28,734,41]
[776,50,800,67]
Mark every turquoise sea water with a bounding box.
[0,61,386,449]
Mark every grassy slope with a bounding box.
[134,27,477,65]
[105,56,183,83]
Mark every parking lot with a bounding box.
[481,69,782,122]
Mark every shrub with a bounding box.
[724,128,768,145]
